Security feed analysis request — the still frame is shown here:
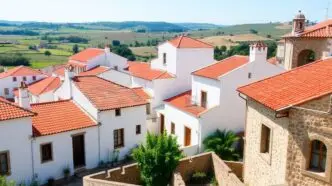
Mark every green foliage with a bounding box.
[203,129,240,161]
[249,29,258,34]
[111,45,136,61]
[0,29,39,36]
[0,176,15,186]
[132,132,184,186]
[0,54,31,66]
[190,172,207,184]
[63,166,70,177]
[112,40,121,47]
[72,44,79,54]
[44,50,51,56]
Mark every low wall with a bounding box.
[83,152,244,186]
[181,145,199,157]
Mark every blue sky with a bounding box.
[0,0,331,24]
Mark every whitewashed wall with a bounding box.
[71,83,99,119]
[191,76,220,109]
[151,43,177,74]
[0,75,46,98]
[98,106,147,161]
[32,127,99,184]
[0,118,33,183]
[98,70,132,88]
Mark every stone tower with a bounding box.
[292,10,306,36]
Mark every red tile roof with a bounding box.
[168,36,214,48]
[78,66,109,76]
[238,58,332,111]
[70,48,105,62]
[14,77,61,97]
[0,66,43,79]
[0,97,35,121]
[284,19,332,38]
[267,57,278,65]
[193,55,249,79]
[68,60,87,67]
[164,91,207,117]
[53,66,65,77]
[127,61,174,81]
[73,76,148,111]
[31,100,97,136]
[132,87,151,100]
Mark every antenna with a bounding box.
[326,0,330,20]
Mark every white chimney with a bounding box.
[63,65,74,99]
[250,41,268,63]
[18,81,30,109]
[104,45,111,54]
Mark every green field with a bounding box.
[0,22,291,69]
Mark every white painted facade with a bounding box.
[158,45,285,153]
[0,74,46,99]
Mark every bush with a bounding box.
[0,54,31,66]
[0,176,15,186]
[47,177,55,186]
[44,50,52,56]
[190,172,207,184]
[132,132,184,186]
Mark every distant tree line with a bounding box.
[0,54,31,66]
[214,41,277,61]
[0,29,39,36]
[41,35,89,44]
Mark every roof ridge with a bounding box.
[0,98,36,115]
[188,36,214,48]
[177,35,184,48]
[31,99,71,106]
[237,58,326,91]
[38,77,58,94]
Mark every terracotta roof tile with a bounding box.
[284,19,332,38]
[68,60,87,67]
[69,48,105,62]
[0,66,43,79]
[127,61,174,81]
[0,97,35,121]
[78,66,109,76]
[53,66,65,77]
[164,91,207,117]
[238,58,332,111]
[168,36,213,48]
[132,87,151,100]
[31,100,97,136]
[73,76,148,111]
[193,55,249,79]
[14,77,61,96]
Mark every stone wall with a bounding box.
[244,99,289,186]
[286,95,332,185]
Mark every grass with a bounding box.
[130,46,157,57]
[30,61,64,69]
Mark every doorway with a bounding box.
[184,126,191,147]
[160,114,165,133]
[72,134,86,169]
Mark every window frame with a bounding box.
[146,103,151,115]
[4,88,9,96]
[171,122,175,134]
[136,125,141,135]
[163,53,167,65]
[0,151,10,176]
[201,90,207,108]
[22,76,27,81]
[114,128,124,149]
[115,108,121,117]
[32,76,36,81]
[260,124,271,154]
[40,142,53,163]
[12,77,17,82]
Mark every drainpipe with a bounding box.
[98,122,101,163]
[30,136,35,180]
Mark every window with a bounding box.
[163,53,167,65]
[4,88,9,96]
[0,151,10,175]
[114,128,124,148]
[260,124,271,153]
[114,66,118,71]
[160,114,165,133]
[40,143,53,163]
[115,108,121,116]
[248,72,252,79]
[12,77,17,82]
[23,76,27,81]
[32,76,36,81]
[136,125,141,135]
[146,103,151,115]
[171,122,175,134]
[309,140,327,172]
[201,91,207,108]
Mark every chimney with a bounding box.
[63,65,74,99]
[18,81,30,109]
[104,45,111,54]
[249,41,268,63]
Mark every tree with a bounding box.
[0,176,15,186]
[72,44,79,54]
[44,50,51,56]
[132,132,184,186]
[203,129,240,161]
[112,40,121,47]
[112,45,136,61]
[249,29,258,34]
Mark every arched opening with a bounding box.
[309,140,327,172]
[297,49,316,67]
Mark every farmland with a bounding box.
[0,21,291,69]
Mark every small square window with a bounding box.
[260,124,271,153]
[136,125,141,135]
[114,66,118,71]
[146,103,151,115]
[163,53,167,65]
[171,122,175,134]
[248,72,252,79]
[12,77,17,82]
[41,143,53,163]
[32,76,36,81]
[115,108,121,116]
[23,76,27,81]
[4,88,9,95]
[0,151,10,175]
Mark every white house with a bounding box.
[157,42,285,154]
[13,76,61,103]
[0,66,47,99]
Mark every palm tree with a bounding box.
[203,129,240,161]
